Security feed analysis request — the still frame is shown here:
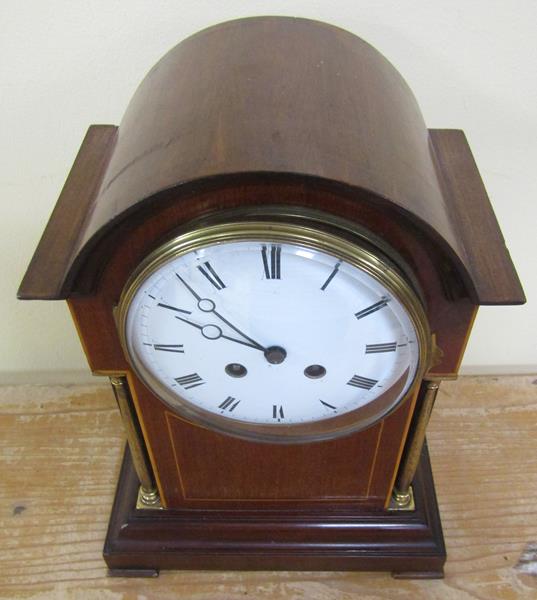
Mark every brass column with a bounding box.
[392,380,440,508]
[109,376,160,506]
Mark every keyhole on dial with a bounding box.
[304,364,327,379]
[225,363,248,378]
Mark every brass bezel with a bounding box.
[117,220,432,444]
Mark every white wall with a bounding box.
[2,1,536,381]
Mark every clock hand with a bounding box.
[174,315,203,330]
[203,308,286,363]
[157,302,191,315]
[174,316,265,351]
[209,308,267,352]
[175,273,202,301]
[175,272,268,352]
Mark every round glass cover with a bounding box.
[119,225,428,442]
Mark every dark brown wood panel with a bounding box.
[83,17,456,259]
[18,125,117,299]
[104,443,445,576]
[165,410,380,502]
[430,129,525,305]
[128,370,408,509]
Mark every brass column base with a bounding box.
[389,486,416,511]
[137,487,162,509]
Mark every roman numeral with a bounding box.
[365,342,397,354]
[347,375,378,390]
[174,373,205,389]
[272,405,284,420]
[355,297,389,320]
[157,302,191,314]
[197,261,226,290]
[262,245,281,279]
[321,262,341,291]
[153,344,184,353]
[320,400,337,410]
[218,396,241,412]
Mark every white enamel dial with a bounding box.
[121,231,425,442]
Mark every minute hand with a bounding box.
[175,272,267,352]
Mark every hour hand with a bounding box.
[174,316,265,351]
[174,315,203,331]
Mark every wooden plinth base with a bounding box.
[104,443,445,578]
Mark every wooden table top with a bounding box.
[1,375,536,598]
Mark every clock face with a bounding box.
[120,225,428,442]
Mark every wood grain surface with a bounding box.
[1,375,536,598]
[18,17,524,307]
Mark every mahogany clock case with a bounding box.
[18,17,525,577]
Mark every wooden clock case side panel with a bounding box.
[17,125,118,300]
[65,178,475,510]
[429,129,525,306]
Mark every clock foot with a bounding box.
[108,567,159,578]
[104,442,445,577]
[392,570,444,579]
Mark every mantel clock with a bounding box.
[19,17,524,577]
